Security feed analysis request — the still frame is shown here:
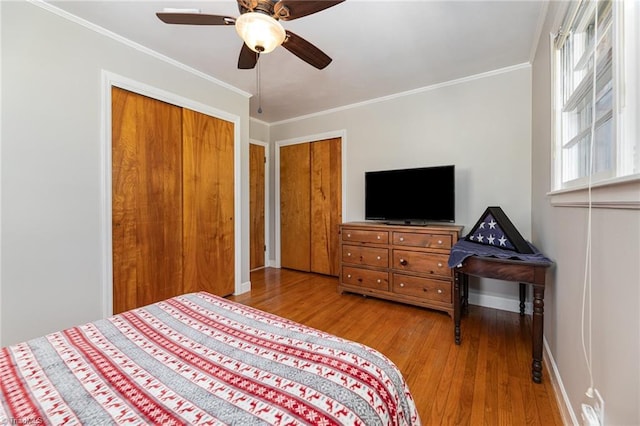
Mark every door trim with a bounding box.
[101,70,242,317]
[274,130,347,269]
[249,139,270,270]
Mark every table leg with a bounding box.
[463,274,469,313]
[454,272,461,345]
[519,283,526,316]
[532,284,545,383]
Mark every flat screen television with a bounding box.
[365,165,455,224]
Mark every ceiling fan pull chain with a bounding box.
[256,54,263,114]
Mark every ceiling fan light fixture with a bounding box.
[235,12,286,54]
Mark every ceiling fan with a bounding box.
[156,0,345,70]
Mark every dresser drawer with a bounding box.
[342,245,388,267]
[392,274,451,303]
[392,250,450,278]
[393,232,453,249]
[342,228,389,244]
[342,266,389,291]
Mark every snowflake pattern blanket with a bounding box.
[0,292,420,425]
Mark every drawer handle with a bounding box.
[347,233,351,238]
[400,259,408,266]
[399,283,405,287]
[437,262,443,267]
[399,237,404,242]
[377,279,381,283]
[377,235,381,240]
[347,274,352,278]
[376,256,381,260]
[437,289,443,294]
[347,252,352,256]
[438,240,443,245]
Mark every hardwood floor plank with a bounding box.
[482,309,500,424]
[469,308,490,425]
[402,319,448,419]
[496,310,515,426]
[427,343,460,425]
[230,269,563,425]
[452,307,484,425]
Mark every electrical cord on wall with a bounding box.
[581,1,599,400]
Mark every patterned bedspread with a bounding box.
[0,292,420,425]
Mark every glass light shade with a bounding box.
[235,12,286,54]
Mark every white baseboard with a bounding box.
[467,289,533,314]
[544,337,578,425]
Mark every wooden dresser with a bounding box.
[339,222,463,317]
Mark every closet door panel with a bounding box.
[111,87,183,314]
[182,109,235,296]
[310,138,342,276]
[250,143,266,270]
[280,143,311,271]
[111,87,137,314]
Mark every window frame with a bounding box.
[549,0,640,207]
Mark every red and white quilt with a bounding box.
[0,292,420,425]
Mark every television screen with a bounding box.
[365,165,455,224]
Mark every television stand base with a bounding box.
[382,220,426,226]
[384,220,454,227]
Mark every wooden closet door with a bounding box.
[111,87,183,314]
[310,138,342,276]
[280,143,311,271]
[250,143,266,270]
[182,108,235,296]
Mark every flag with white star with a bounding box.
[464,207,534,254]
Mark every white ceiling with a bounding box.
[48,0,546,123]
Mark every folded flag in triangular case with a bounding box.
[465,206,533,254]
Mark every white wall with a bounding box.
[250,118,270,143]
[268,66,533,311]
[531,2,640,424]
[0,2,250,346]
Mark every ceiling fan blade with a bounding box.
[274,0,345,21]
[282,30,332,69]
[156,12,235,26]
[238,43,258,69]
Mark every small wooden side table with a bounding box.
[453,256,552,383]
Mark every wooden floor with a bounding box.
[230,268,564,426]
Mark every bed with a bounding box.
[0,292,420,425]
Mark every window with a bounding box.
[553,0,639,192]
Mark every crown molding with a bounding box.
[250,116,271,127]
[27,0,251,98]
[268,62,532,126]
